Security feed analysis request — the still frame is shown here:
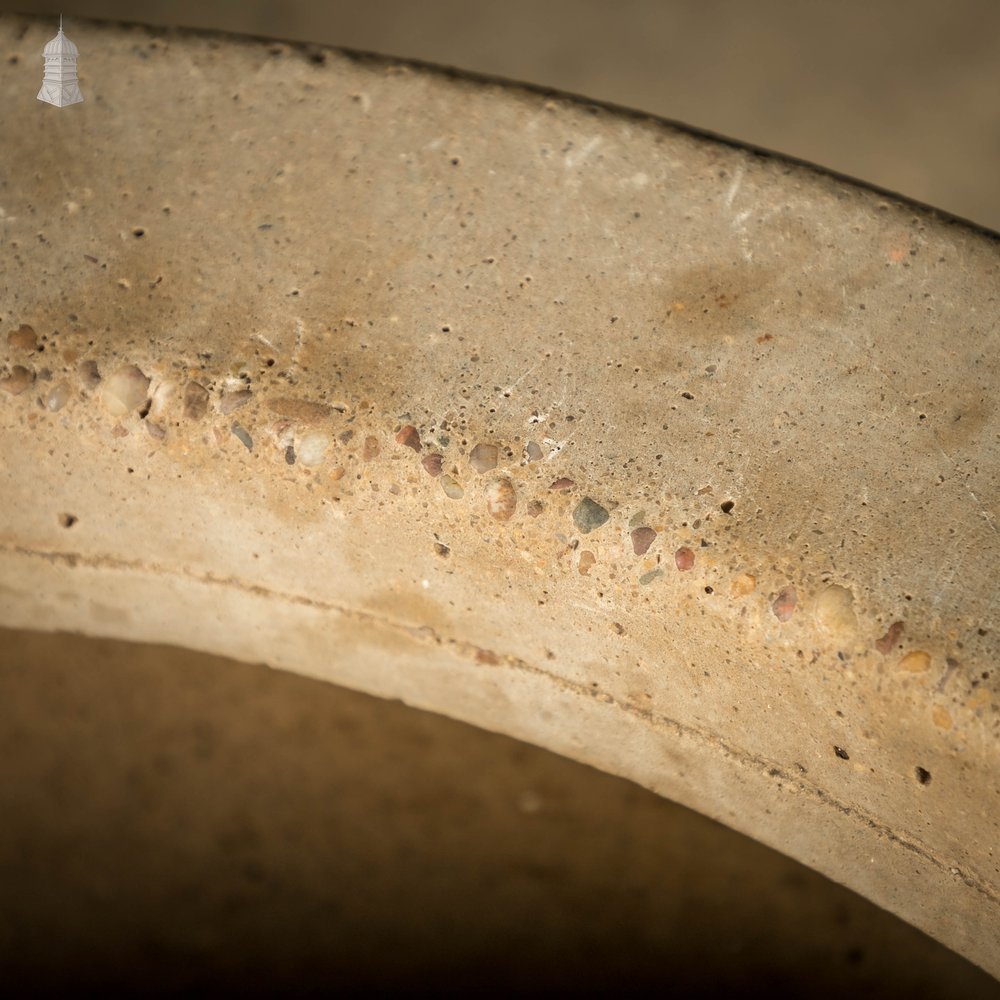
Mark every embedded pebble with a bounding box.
[470,443,499,473]
[46,382,72,411]
[8,325,37,351]
[875,621,904,656]
[932,705,952,730]
[730,573,757,597]
[1,365,34,395]
[631,526,656,555]
[573,497,609,533]
[578,550,596,576]
[219,388,252,414]
[421,453,443,477]
[396,424,421,452]
[267,397,335,423]
[231,423,253,450]
[183,380,209,419]
[102,364,150,416]
[149,380,175,418]
[815,585,858,634]
[549,477,574,491]
[298,431,331,467]
[145,420,166,440]
[639,569,663,585]
[440,475,464,499]
[899,650,931,673]
[674,546,695,571]
[78,359,101,389]
[525,441,543,462]
[363,435,380,460]
[527,500,544,517]
[485,477,516,521]
[772,586,798,622]
[285,445,296,465]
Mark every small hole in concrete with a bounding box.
[834,746,850,760]
[58,513,78,528]
[721,500,735,514]
[915,766,931,785]
[132,228,145,238]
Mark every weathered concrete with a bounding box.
[1,15,998,977]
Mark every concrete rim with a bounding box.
[1,13,998,979]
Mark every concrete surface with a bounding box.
[1,8,999,990]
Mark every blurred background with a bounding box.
[8,0,1000,231]
[3,1,1000,994]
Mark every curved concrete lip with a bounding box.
[1,14,998,978]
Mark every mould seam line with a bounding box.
[2,541,997,908]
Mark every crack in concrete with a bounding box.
[2,540,998,910]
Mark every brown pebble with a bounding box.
[395,424,421,452]
[362,435,380,460]
[549,477,575,491]
[421,453,443,477]
[674,546,695,571]
[219,388,252,414]
[578,550,596,575]
[469,442,499,473]
[183,380,209,420]
[527,500,544,517]
[730,573,757,598]
[875,621,904,656]
[631,526,657,556]
[8,325,37,351]
[475,648,500,665]
[1,365,34,395]
[772,586,798,621]
[931,705,952,730]
[78,359,101,390]
[899,650,931,673]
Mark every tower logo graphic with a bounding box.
[38,15,83,108]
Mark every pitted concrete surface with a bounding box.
[1,14,998,978]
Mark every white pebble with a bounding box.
[46,382,72,412]
[102,364,150,416]
[298,431,331,467]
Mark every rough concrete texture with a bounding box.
[0,14,998,978]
